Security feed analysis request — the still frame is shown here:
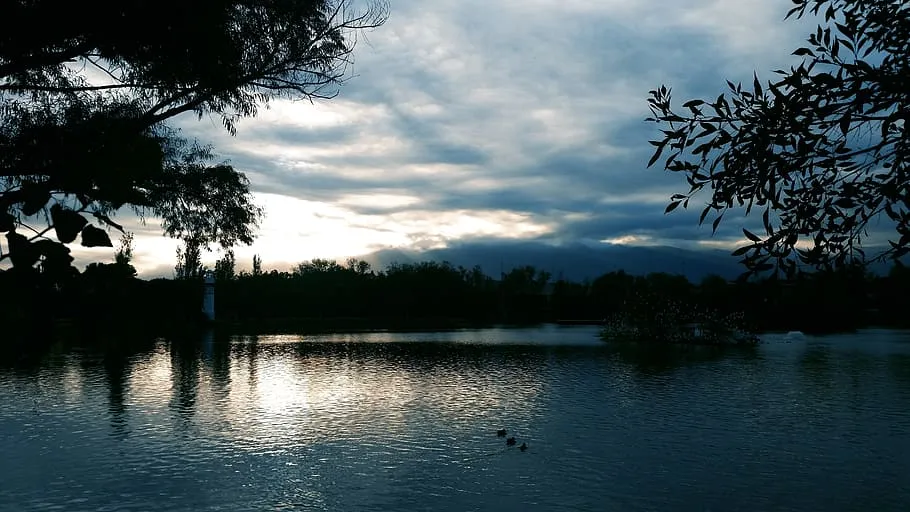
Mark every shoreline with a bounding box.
[24,315,907,338]
[4,301,907,346]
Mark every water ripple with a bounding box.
[0,327,909,511]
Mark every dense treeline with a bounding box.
[7,254,908,338]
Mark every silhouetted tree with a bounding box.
[30,253,905,335]
[296,258,345,274]
[647,0,909,277]
[83,232,138,282]
[79,232,141,325]
[214,249,236,281]
[591,271,635,314]
[880,263,910,326]
[113,232,137,278]
[345,257,372,275]
[174,240,203,280]
[697,274,731,312]
[0,0,388,286]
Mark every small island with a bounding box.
[599,294,760,346]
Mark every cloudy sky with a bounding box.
[92,0,822,277]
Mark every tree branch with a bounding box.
[0,41,95,79]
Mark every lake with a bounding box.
[1,325,909,511]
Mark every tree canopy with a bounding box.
[54,256,910,337]
[646,0,909,277]
[0,0,387,282]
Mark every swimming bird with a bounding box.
[519,442,528,452]
[506,437,516,446]
[496,429,507,437]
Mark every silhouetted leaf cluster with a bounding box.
[647,0,910,278]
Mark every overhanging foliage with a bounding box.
[646,0,909,277]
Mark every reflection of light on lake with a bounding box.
[60,358,83,402]
[254,360,308,414]
[127,346,182,419]
[102,334,552,454]
[609,362,640,409]
[173,339,549,452]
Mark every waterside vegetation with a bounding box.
[5,244,909,343]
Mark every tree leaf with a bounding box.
[6,231,39,268]
[0,213,14,232]
[665,201,681,214]
[93,212,124,232]
[50,204,88,244]
[20,186,50,217]
[647,141,666,168]
[699,206,711,225]
[839,113,851,136]
[712,214,724,235]
[834,197,855,208]
[743,228,761,242]
[80,225,113,247]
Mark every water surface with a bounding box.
[2,326,909,511]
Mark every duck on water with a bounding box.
[497,429,528,450]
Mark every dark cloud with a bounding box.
[118,0,846,274]
[237,122,361,148]
[364,238,748,282]
[544,202,747,243]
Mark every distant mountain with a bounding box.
[365,241,909,282]
[363,241,746,282]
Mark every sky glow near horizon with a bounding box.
[72,0,830,277]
